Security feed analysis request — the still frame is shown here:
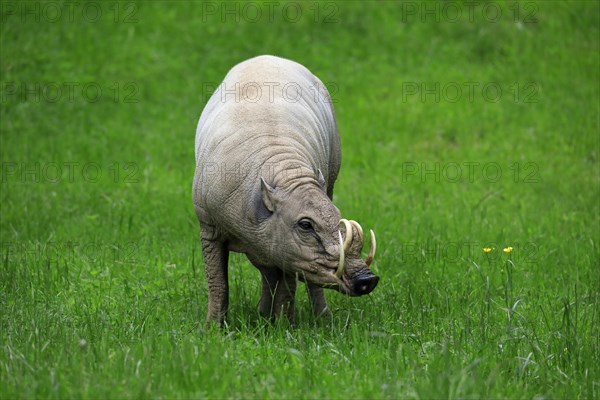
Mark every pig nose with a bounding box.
[352,274,379,295]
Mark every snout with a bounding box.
[350,273,379,296]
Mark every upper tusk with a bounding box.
[349,220,364,243]
[339,219,353,252]
[365,229,377,266]
[336,230,345,278]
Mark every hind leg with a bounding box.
[200,227,229,327]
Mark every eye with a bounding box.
[297,219,314,231]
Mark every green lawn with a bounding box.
[1,1,598,398]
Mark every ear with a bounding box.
[316,169,326,190]
[260,177,276,212]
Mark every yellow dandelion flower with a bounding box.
[483,247,493,253]
[503,247,513,253]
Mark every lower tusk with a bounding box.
[339,219,353,252]
[365,229,377,266]
[336,230,345,278]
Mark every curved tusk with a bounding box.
[365,229,377,266]
[336,230,345,278]
[349,220,364,243]
[339,219,353,252]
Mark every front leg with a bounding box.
[258,266,279,318]
[258,267,297,323]
[200,228,229,327]
[307,283,330,317]
[274,271,297,323]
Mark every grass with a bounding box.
[1,0,599,398]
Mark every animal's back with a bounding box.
[193,55,341,233]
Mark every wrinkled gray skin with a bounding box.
[193,55,379,325]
